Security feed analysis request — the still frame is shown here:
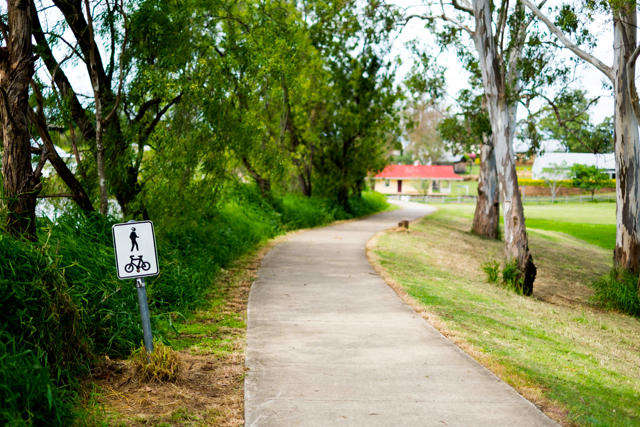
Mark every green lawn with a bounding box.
[434,203,616,249]
[526,220,615,250]
[452,180,478,196]
[371,207,640,426]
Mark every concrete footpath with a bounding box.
[245,202,558,426]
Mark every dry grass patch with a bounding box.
[367,208,640,427]
[84,233,295,426]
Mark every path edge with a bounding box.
[364,212,570,427]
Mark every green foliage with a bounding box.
[590,269,640,316]
[570,164,611,196]
[481,260,500,283]
[437,89,490,155]
[480,259,525,295]
[501,260,526,295]
[537,90,612,154]
[310,1,401,207]
[391,153,413,165]
[0,339,73,427]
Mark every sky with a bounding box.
[387,0,617,130]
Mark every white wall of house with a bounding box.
[532,153,616,180]
[373,179,455,195]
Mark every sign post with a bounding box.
[112,220,159,356]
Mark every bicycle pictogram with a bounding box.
[124,255,151,273]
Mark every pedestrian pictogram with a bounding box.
[112,220,159,279]
[130,227,140,251]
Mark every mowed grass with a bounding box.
[526,220,615,250]
[370,207,640,426]
[430,203,616,249]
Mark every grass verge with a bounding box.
[367,207,640,427]
[85,233,290,426]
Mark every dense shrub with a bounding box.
[0,186,389,425]
[590,269,640,316]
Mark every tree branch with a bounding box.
[135,94,183,170]
[521,0,613,81]
[541,94,599,154]
[405,13,473,35]
[140,94,182,145]
[495,0,509,48]
[450,0,473,15]
[30,2,95,140]
[132,98,162,124]
[28,103,95,212]
[106,0,117,86]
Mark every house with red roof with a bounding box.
[373,164,463,195]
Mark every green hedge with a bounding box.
[517,178,616,188]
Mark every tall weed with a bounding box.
[481,261,500,284]
[480,259,525,295]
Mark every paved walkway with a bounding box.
[245,202,557,426]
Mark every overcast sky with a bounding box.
[388,0,616,128]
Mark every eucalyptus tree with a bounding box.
[521,0,640,272]
[406,0,561,292]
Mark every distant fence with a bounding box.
[387,194,616,205]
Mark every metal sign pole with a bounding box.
[113,219,160,362]
[136,277,154,356]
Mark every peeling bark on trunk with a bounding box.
[0,0,39,240]
[472,0,535,294]
[612,13,640,273]
[472,142,499,239]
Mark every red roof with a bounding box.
[375,164,463,180]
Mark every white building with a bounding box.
[531,153,616,180]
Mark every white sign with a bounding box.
[112,220,159,279]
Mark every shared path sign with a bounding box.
[112,220,159,279]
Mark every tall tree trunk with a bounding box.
[473,0,536,294]
[0,0,39,240]
[472,141,499,238]
[83,0,109,215]
[613,11,640,273]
